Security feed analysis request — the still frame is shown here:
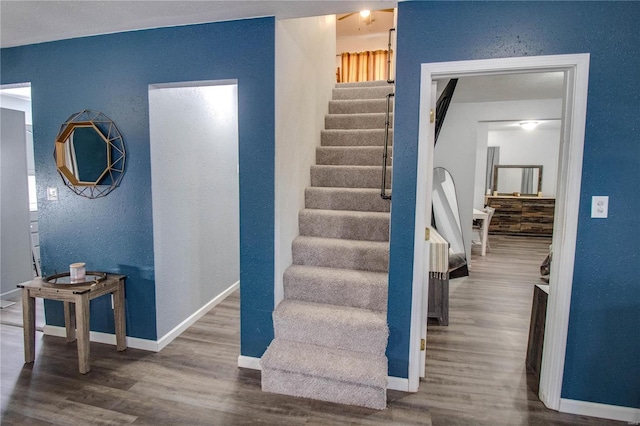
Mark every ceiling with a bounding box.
[0,1,397,48]
[486,119,562,132]
[336,9,395,37]
[438,72,565,103]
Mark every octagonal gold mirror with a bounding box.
[54,110,125,198]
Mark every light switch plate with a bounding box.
[591,196,608,218]
[46,187,58,201]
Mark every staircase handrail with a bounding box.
[381,93,394,200]
[387,28,396,84]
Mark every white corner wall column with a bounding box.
[274,15,336,306]
[1,107,33,297]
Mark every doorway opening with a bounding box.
[1,83,40,301]
[411,54,590,410]
[148,80,240,348]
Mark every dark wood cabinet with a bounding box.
[486,196,555,236]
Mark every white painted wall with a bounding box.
[337,33,389,53]
[435,98,562,261]
[149,82,239,338]
[275,15,336,304]
[488,127,561,196]
[0,95,32,124]
[0,95,34,173]
[1,108,33,298]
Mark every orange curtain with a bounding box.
[339,49,392,83]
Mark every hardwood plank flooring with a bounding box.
[423,235,622,425]
[0,236,624,424]
[1,294,430,425]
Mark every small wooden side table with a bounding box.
[17,274,126,374]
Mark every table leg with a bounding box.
[113,282,127,352]
[75,293,91,374]
[481,217,489,256]
[64,301,76,343]
[22,289,35,364]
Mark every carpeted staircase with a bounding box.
[260,80,394,410]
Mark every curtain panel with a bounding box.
[339,50,392,83]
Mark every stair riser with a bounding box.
[321,129,393,147]
[292,239,389,272]
[316,147,391,166]
[299,211,389,242]
[273,315,388,356]
[311,166,391,189]
[325,114,392,130]
[329,99,392,114]
[284,270,387,312]
[305,188,390,212]
[332,87,394,100]
[336,80,391,88]
[262,368,386,410]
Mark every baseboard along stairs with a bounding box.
[260,80,394,410]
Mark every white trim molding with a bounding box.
[1,288,22,301]
[560,399,640,424]
[157,281,239,351]
[43,281,239,353]
[238,355,262,370]
[414,54,591,411]
[387,376,410,392]
[43,325,160,352]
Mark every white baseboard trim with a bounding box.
[43,325,160,352]
[560,398,640,423]
[1,288,21,301]
[235,355,412,393]
[43,281,240,353]
[238,355,262,370]
[387,376,410,392]
[157,281,239,351]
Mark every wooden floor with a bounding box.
[0,235,623,425]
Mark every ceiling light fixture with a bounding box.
[359,10,371,18]
[519,121,539,131]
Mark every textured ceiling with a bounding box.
[0,0,397,48]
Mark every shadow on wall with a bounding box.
[116,264,156,340]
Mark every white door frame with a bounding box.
[410,54,590,410]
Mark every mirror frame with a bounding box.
[492,165,543,196]
[54,110,126,199]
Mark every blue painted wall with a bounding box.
[392,1,639,408]
[1,18,275,350]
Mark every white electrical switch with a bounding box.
[46,187,58,201]
[591,196,608,218]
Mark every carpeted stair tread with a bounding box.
[273,299,388,355]
[332,86,394,100]
[325,112,392,130]
[311,165,391,189]
[321,129,393,147]
[329,99,392,114]
[305,187,391,212]
[316,146,391,166]
[283,265,388,311]
[264,81,394,410]
[261,341,387,409]
[292,236,389,272]
[261,339,387,389]
[299,209,389,241]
